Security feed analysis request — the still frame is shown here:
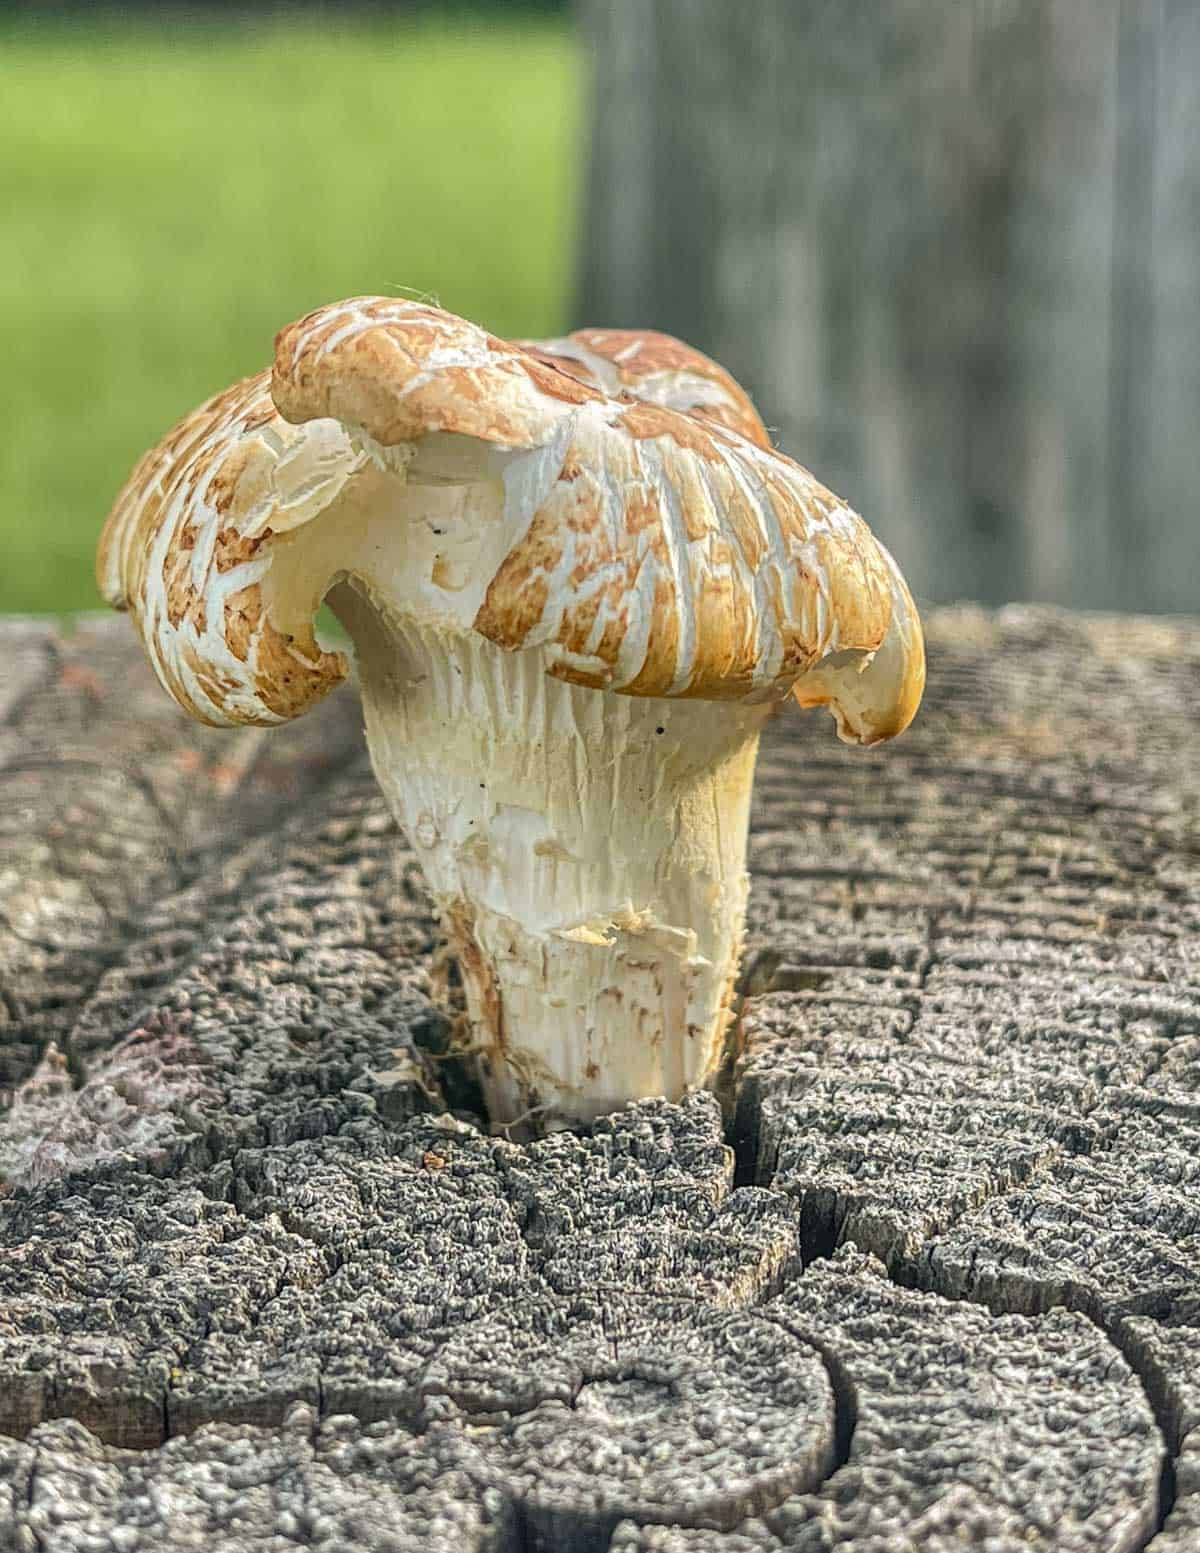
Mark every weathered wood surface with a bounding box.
[0,607,1198,1551]
[576,0,1200,616]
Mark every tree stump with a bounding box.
[1,607,1197,1551]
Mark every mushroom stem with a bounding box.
[331,582,769,1131]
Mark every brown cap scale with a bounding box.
[98,295,924,1131]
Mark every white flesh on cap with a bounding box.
[257,430,773,1130]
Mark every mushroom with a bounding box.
[97,296,924,1132]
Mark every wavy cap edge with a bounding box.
[94,372,351,729]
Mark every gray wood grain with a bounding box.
[0,1405,499,1553]
[0,609,1197,1549]
[0,616,363,1108]
[613,1249,1162,1551]
[576,0,1200,614]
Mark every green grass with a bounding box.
[0,14,581,613]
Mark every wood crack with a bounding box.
[873,1254,1179,1552]
[3,609,1199,1549]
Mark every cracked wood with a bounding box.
[0,606,1197,1550]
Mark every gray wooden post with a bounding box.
[576,0,1200,614]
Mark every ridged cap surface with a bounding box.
[98,296,924,739]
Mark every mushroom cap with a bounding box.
[97,296,924,740]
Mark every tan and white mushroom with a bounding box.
[98,296,924,1131]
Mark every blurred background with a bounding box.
[1,0,1196,618]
